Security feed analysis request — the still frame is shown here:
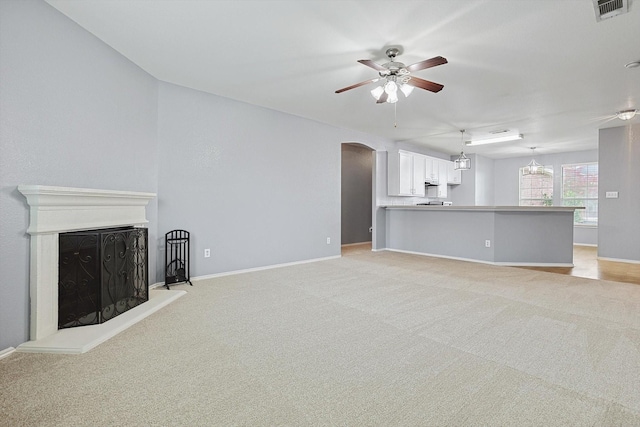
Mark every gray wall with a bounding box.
[475,154,495,206]
[386,209,495,262]
[449,153,494,206]
[492,149,599,245]
[341,144,373,245]
[156,82,392,277]
[598,125,640,262]
[373,152,388,250]
[449,155,476,206]
[0,0,159,350]
[0,0,396,351]
[385,208,574,264]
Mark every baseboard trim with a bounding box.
[191,255,342,282]
[0,347,16,360]
[493,261,575,267]
[597,256,640,264]
[381,248,573,267]
[151,255,342,287]
[574,243,598,247]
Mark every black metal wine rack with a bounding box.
[164,229,193,289]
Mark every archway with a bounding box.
[341,143,375,251]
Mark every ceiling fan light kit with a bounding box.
[400,83,414,97]
[616,109,637,120]
[466,134,524,146]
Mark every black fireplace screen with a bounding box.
[58,226,148,329]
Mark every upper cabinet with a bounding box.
[388,150,426,196]
[447,161,462,184]
[427,159,450,198]
[425,157,439,184]
[388,150,462,197]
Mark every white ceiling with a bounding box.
[45,0,640,159]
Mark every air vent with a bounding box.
[592,0,629,22]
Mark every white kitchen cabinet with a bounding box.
[427,159,449,198]
[425,157,439,184]
[447,161,462,184]
[388,150,426,196]
[412,155,426,195]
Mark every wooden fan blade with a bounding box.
[335,78,379,94]
[406,77,444,93]
[376,91,388,104]
[358,59,387,72]
[405,56,447,73]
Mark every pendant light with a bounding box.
[523,147,544,175]
[454,129,471,170]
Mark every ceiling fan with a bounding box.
[335,48,447,104]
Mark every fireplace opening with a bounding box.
[58,226,149,329]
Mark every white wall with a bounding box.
[0,0,159,350]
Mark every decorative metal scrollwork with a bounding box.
[58,227,148,329]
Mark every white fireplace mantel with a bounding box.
[18,185,157,343]
[19,185,156,234]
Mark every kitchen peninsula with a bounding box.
[382,205,583,266]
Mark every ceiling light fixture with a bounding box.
[370,76,412,104]
[522,147,544,176]
[454,130,471,171]
[616,109,637,120]
[465,133,524,146]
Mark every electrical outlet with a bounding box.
[326,237,331,244]
[204,248,211,258]
[485,240,491,248]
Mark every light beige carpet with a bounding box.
[2,249,640,426]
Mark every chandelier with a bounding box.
[523,147,544,175]
[454,130,471,170]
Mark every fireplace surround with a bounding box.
[16,185,186,354]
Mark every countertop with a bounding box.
[382,205,584,212]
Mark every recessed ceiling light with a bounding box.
[625,61,640,69]
[616,109,637,120]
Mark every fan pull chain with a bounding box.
[394,102,397,128]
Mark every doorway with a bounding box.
[341,143,374,248]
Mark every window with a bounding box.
[519,166,553,206]
[562,163,598,225]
